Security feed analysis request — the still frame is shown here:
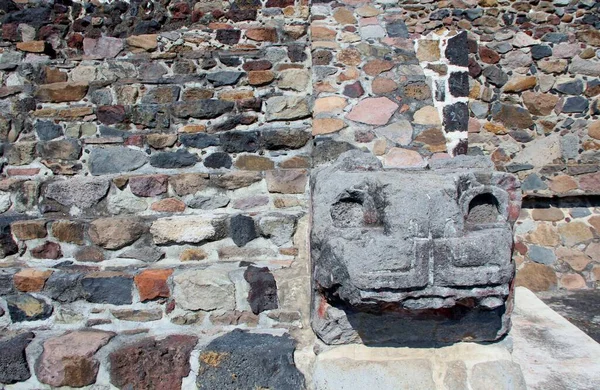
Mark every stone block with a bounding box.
[311,151,521,345]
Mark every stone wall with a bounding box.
[0,0,599,388]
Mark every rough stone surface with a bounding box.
[150,216,224,245]
[88,147,147,175]
[244,265,278,314]
[0,332,35,384]
[311,151,520,345]
[197,330,304,390]
[110,335,197,390]
[45,178,110,209]
[36,330,114,387]
[89,218,146,249]
[172,268,235,311]
[6,294,53,322]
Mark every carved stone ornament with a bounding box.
[310,150,522,346]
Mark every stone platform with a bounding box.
[312,287,600,390]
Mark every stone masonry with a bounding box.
[0,0,599,388]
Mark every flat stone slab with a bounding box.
[512,287,600,390]
[313,341,525,389]
[536,289,600,343]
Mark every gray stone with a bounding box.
[43,272,85,303]
[187,195,230,210]
[0,269,17,295]
[88,147,147,175]
[173,268,235,311]
[149,149,198,169]
[531,45,552,60]
[570,208,591,218]
[82,273,133,305]
[569,57,600,77]
[179,133,220,149]
[528,245,556,265]
[0,332,35,384]
[119,246,165,262]
[36,121,63,141]
[482,66,508,87]
[172,100,234,119]
[560,134,579,160]
[554,78,584,95]
[196,330,304,390]
[206,71,244,87]
[311,151,520,345]
[470,360,526,390]
[45,177,110,209]
[521,173,548,191]
[387,21,409,38]
[265,96,310,121]
[259,214,297,246]
[562,96,589,113]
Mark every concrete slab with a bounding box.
[537,289,600,343]
[512,287,600,390]
[313,341,525,389]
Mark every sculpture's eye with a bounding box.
[330,189,383,228]
[466,193,501,224]
[331,196,364,228]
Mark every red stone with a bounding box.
[134,269,174,301]
[109,335,198,390]
[479,46,500,64]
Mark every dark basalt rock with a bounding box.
[206,71,244,87]
[179,133,220,149]
[196,330,305,390]
[204,152,233,169]
[82,274,133,305]
[43,272,85,303]
[443,102,469,132]
[220,131,260,153]
[149,149,198,169]
[0,332,35,384]
[230,214,257,247]
[448,72,469,98]
[172,100,234,119]
[244,265,278,314]
[445,31,468,67]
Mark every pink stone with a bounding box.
[346,97,398,125]
[468,117,481,133]
[36,330,115,387]
[383,148,427,168]
[83,37,124,59]
[232,196,270,210]
[578,172,600,192]
[359,17,379,26]
[129,174,169,197]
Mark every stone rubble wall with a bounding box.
[0,0,598,388]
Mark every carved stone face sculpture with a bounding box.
[310,151,522,346]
